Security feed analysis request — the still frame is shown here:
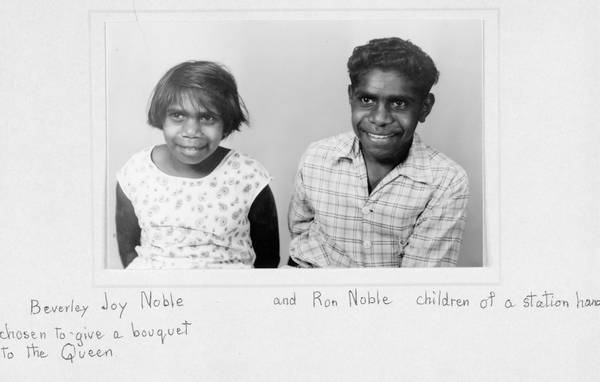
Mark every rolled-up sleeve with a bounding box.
[288,146,336,268]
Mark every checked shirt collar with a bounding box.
[331,132,434,185]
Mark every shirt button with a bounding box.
[363,240,372,249]
[362,206,371,214]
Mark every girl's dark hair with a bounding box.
[147,61,248,137]
[347,37,439,97]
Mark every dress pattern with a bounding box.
[117,147,271,269]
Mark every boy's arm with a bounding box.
[115,183,140,268]
[287,154,315,237]
[249,185,280,268]
[287,160,318,267]
[402,175,469,267]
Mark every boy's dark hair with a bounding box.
[347,37,439,96]
[147,61,248,137]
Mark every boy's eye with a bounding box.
[391,100,408,109]
[359,97,374,105]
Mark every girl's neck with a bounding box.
[152,145,231,178]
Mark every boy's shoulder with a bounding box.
[415,138,468,188]
[302,131,356,163]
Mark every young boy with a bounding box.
[288,37,469,267]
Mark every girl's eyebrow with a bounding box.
[165,107,220,119]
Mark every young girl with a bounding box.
[115,61,279,269]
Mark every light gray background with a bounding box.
[106,19,483,268]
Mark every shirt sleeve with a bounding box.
[287,147,325,267]
[288,153,312,237]
[402,173,470,267]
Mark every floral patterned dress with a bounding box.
[116,147,271,269]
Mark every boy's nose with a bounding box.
[369,104,393,126]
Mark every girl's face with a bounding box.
[162,94,224,167]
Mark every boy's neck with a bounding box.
[362,140,411,193]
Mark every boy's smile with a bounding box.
[349,69,434,167]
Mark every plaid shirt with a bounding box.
[288,132,469,267]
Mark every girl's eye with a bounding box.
[199,114,216,122]
[169,112,186,122]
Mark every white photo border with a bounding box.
[90,9,499,287]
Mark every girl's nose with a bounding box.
[182,118,201,137]
[369,104,393,126]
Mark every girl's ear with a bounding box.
[347,85,354,104]
[418,93,435,123]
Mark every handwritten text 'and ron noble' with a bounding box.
[272,289,393,308]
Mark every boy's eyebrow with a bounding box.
[389,95,417,103]
[354,90,417,103]
[353,89,373,98]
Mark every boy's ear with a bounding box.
[418,93,435,123]
[347,85,354,103]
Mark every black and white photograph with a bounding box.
[102,17,487,275]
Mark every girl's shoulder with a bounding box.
[221,150,271,201]
[126,146,154,164]
[225,150,271,179]
[129,145,155,163]
[117,146,155,180]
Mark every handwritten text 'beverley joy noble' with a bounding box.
[29,290,184,319]
[0,290,191,364]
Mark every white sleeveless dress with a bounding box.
[116,147,271,269]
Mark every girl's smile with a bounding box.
[176,144,205,156]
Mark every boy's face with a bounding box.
[162,94,224,166]
[348,69,434,165]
